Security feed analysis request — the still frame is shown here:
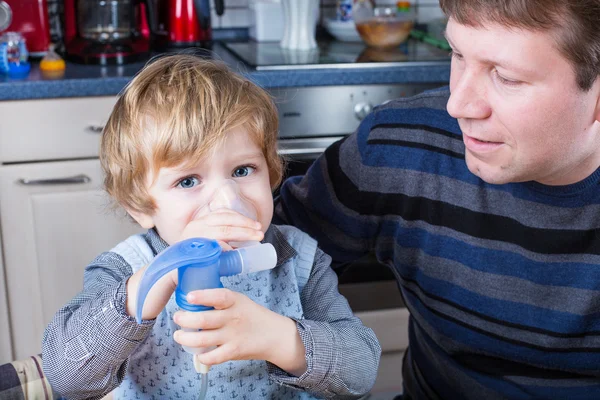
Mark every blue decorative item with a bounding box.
[0,32,31,77]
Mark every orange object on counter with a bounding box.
[397,1,411,12]
[40,44,66,79]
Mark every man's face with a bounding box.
[446,18,600,185]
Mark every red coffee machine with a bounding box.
[0,0,51,56]
[152,0,225,50]
[63,0,152,65]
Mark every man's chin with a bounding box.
[465,158,514,185]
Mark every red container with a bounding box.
[0,0,51,56]
[168,0,211,44]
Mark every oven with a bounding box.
[270,83,442,396]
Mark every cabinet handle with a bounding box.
[17,174,92,186]
[86,125,104,134]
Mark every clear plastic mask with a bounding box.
[192,179,260,248]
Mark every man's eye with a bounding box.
[233,166,255,178]
[493,69,521,86]
[177,177,199,188]
[449,50,463,60]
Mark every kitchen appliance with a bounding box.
[63,0,151,64]
[151,0,225,50]
[222,38,451,70]
[0,0,51,56]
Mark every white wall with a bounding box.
[211,0,444,28]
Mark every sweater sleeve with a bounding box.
[41,252,155,400]
[267,248,382,399]
[274,123,378,267]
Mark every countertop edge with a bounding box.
[0,64,450,101]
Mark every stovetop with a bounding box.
[221,39,451,71]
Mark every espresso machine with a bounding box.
[63,0,225,65]
[63,0,152,64]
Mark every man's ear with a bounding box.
[127,209,155,229]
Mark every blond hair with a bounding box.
[440,0,600,91]
[100,54,282,215]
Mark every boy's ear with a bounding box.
[127,209,155,229]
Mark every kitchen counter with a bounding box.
[0,40,450,101]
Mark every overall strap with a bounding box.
[275,225,318,293]
[110,234,155,273]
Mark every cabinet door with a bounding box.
[0,229,12,363]
[0,159,144,361]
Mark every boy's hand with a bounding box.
[173,288,307,376]
[180,209,264,244]
[126,268,178,321]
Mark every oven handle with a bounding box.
[278,148,328,156]
[277,136,346,157]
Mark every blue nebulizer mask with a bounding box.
[134,179,277,399]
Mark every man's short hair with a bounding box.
[100,54,283,215]
[440,0,600,91]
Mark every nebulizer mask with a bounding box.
[135,179,276,399]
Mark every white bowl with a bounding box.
[324,19,363,42]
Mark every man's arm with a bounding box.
[274,127,378,266]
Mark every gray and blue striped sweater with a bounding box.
[275,87,600,400]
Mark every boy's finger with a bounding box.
[204,210,262,229]
[173,328,223,349]
[216,226,264,242]
[187,288,237,309]
[182,226,263,243]
[197,342,240,366]
[217,240,233,251]
[174,309,227,330]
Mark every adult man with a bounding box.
[274,0,600,398]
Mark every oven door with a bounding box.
[277,135,407,396]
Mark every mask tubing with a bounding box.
[198,371,208,400]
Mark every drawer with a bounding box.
[0,96,116,163]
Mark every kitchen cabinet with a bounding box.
[0,159,143,362]
[0,97,142,363]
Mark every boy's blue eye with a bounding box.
[233,166,255,178]
[178,177,199,189]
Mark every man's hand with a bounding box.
[180,209,264,244]
[173,288,307,376]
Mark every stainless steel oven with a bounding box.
[270,83,442,395]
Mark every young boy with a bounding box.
[41,54,381,399]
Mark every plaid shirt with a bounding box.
[0,354,63,400]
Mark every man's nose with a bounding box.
[446,70,492,120]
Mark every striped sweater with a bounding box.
[274,87,600,400]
